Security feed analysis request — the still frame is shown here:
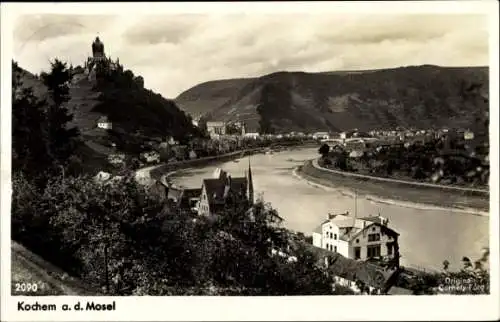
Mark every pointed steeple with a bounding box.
[246,157,254,204]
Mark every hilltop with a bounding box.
[175,65,489,133]
[13,59,203,173]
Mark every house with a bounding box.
[228,121,246,136]
[348,149,365,159]
[167,186,202,213]
[188,150,197,160]
[178,188,202,213]
[197,160,254,216]
[307,243,399,294]
[97,116,112,130]
[207,121,227,137]
[326,254,399,295]
[108,153,125,165]
[166,136,178,145]
[172,145,188,161]
[464,130,475,140]
[149,180,201,214]
[244,132,260,139]
[94,171,112,182]
[140,151,160,164]
[312,212,400,267]
[312,132,330,140]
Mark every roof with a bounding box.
[326,253,398,290]
[358,216,384,225]
[207,121,225,126]
[178,188,202,209]
[322,214,399,241]
[97,115,110,123]
[302,242,397,290]
[339,227,358,242]
[202,176,247,208]
[182,188,202,199]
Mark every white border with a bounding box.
[1,1,499,321]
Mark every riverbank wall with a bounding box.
[149,148,263,180]
[298,159,489,212]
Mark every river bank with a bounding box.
[147,141,321,181]
[297,159,489,214]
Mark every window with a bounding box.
[372,227,376,232]
[334,246,337,253]
[354,247,361,259]
[367,245,381,258]
[368,233,381,242]
[387,243,393,256]
[334,234,337,240]
[356,239,359,243]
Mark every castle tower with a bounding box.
[246,158,254,204]
[92,36,105,61]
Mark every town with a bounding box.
[10,30,490,298]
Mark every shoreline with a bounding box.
[295,162,489,216]
[147,143,318,182]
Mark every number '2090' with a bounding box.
[15,282,38,293]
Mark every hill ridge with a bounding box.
[175,65,489,133]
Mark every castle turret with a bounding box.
[246,158,254,204]
[92,36,105,60]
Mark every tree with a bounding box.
[318,143,330,158]
[12,166,338,295]
[12,66,52,181]
[40,59,80,171]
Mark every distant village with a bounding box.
[85,38,488,295]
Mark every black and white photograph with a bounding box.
[1,1,499,321]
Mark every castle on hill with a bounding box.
[84,36,118,80]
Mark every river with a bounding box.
[169,147,489,271]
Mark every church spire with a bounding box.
[247,157,254,204]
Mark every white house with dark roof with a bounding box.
[312,212,400,266]
[97,116,112,130]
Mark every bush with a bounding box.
[12,171,337,295]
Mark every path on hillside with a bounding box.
[11,242,99,296]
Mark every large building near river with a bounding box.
[312,212,400,267]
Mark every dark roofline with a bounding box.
[349,222,400,242]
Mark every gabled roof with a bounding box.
[202,176,247,208]
[97,115,110,123]
[326,253,398,290]
[304,243,397,290]
[349,222,400,241]
[178,188,202,209]
[182,188,202,199]
[358,216,384,225]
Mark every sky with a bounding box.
[13,13,489,99]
